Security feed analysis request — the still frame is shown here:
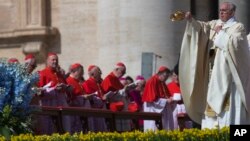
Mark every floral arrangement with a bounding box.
[0,58,39,138]
[0,127,229,141]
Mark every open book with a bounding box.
[102,91,116,100]
[80,91,98,99]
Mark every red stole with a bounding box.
[142,74,170,102]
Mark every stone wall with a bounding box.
[47,0,189,78]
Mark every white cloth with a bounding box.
[171,103,179,130]
[247,33,250,50]
[143,98,174,132]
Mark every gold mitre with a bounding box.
[170,10,185,21]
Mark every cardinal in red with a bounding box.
[38,53,66,88]
[83,65,104,98]
[82,65,107,132]
[66,63,85,103]
[101,62,126,93]
[36,53,71,134]
[66,63,95,133]
[142,66,175,131]
[142,66,171,102]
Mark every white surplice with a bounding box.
[143,98,174,132]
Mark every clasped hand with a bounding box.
[214,25,223,33]
[55,83,70,91]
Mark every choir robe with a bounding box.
[167,81,186,130]
[83,77,104,100]
[167,81,181,97]
[36,67,70,135]
[38,67,68,106]
[101,72,126,110]
[101,72,124,93]
[101,72,131,131]
[66,76,93,133]
[38,67,66,88]
[82,77,107,132]
[129,90,143,111]
[142,74,174,131]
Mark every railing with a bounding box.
[31,106,162,133]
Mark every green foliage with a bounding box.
[0,127,230,141]
[0,105,33,140]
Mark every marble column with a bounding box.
[192,0,218,21]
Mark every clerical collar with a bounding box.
[217,17,237,29]
[218,17,236,25]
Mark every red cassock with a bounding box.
[38,67,66,87]
[82,77,104,98]
[167,81,181,97]
[101,72,124,93]
[101,72,125,111]
[142,74,170,102]
[66,76,84,96]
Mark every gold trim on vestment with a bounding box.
[205,95,230,117]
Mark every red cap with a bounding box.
[8,58,19,63]
[70,63,82,70]
[116,62,126,68]
[25,54,35,61]
[109,101,124,112]
[47,52,57,57]
[88,65,97,72]
[116,62,126,71]
[128,102,139,112]
[158,66,169,73]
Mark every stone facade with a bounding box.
[0,0,249,79]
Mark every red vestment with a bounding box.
[167,81,181,97]
[66,76,84,97]
[82,77,104,98]
[38,67,66,87]
[36,66,70,134]
[82,77,107,131]
[101,72,124,93]
[142,74,170,102]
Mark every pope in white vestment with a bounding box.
[179,2,250,129]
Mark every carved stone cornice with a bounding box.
[0,27,58,39]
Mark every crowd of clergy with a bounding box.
[7,52,192,135]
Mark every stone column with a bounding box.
[18,0,46,28]
[17,0,54,62]
[219,0,250,33]
[192,0,218,21]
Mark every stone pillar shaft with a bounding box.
[18,0,46,28]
